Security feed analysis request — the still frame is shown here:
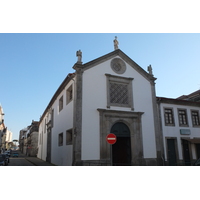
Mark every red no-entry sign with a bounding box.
[106,133,117,144]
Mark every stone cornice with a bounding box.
[157,97,200,107]
[81,49,157,84]
[39,73,76,124]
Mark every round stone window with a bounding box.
[110,58,126,74]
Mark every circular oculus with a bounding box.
[111,58,126,74]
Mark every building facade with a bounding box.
[37,46,163,166]
[26,121,39,156]
[157,97,200,165]
[37,40,200,166]
[0,105,13,152]
[19,121,39,156]
[0,105,6,153]
[2,129,13,150]
[177,89,200,102]
[19,127,28,153]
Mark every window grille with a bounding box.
[105,74,133,109]
[110,83,128,104]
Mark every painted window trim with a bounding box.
[178,108,189,127]
[163,107,175,126]
[191,109,200,127]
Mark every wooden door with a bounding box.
[46,129,51,163]
[195,144,200,159]
[111,122,131,166]
[182,140,191,166]
[167,139,177,166]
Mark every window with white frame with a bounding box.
[191,110,200,126]
[164,108,175,126]
[178,109,188,126]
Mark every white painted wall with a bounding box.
[38,79,74,166]
[5,130,12,142]
[37,118,47,161]
[50,80,74,166]
[81,56,157,160]
[160,103,200,161]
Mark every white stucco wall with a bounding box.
[51,80,74,166]
[5,130,12,142]
[160,103,200,161]
[37,119,47,161]
[38,79,74,166]
[81,56,157,160]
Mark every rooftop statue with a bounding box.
[147,65,153,75]
[113,36,119,50]
[76,50,82,63]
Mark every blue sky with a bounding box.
[1,1,200,196]
[1,33,200,140]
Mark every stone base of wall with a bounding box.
[77,158,162,166]
[164,159,196,166]
[78,160,111,166]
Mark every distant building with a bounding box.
[177,89,200,102]
[0,105,4,125]
[19,121,39,156]
[19,127,28,153]
[1,128,12,150]
[0,105,12,151]
[26,121,39,156]
[0,105,5,152]
[0,125,6,153]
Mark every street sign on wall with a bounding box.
[180,129,191,135]
[106,133,117,144]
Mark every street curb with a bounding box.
[25,158,37,166]
[18,151,56,166]
[25,157,56,166]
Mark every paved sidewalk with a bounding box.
[18,151,56,166]
[25,157,55,166]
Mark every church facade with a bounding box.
[37,41,164,166]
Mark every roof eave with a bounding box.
[81,49,156,83]
[39,73,76,124]
[157,97,200,107]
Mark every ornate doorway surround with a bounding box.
[97,109,144,165]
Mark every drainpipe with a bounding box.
[157,97,165,166]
